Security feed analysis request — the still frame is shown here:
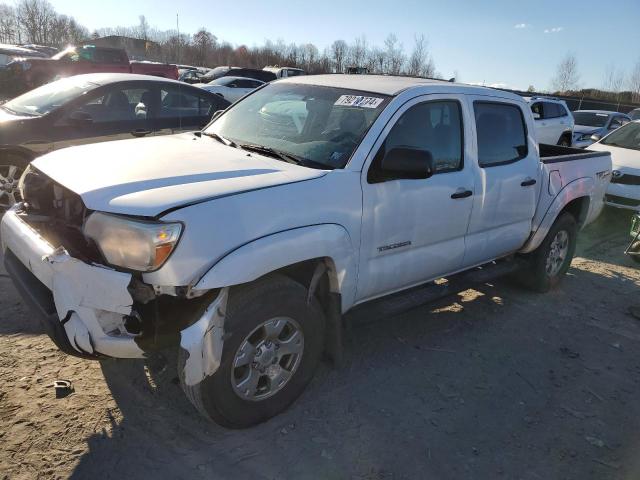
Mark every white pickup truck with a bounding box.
[1,75,611,428]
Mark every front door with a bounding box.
[357,95,475,302]
[463,97,539,266]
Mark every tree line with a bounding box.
[551,52,640,104]
[0,0,438,77]
[1,0,640,103]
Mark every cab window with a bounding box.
[474,102,528,167]
[368,100,463,183]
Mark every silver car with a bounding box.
[572,110,631,148]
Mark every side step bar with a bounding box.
[345,258,523,326]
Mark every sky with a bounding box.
[50,0,640,91]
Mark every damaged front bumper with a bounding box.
[2,208,144,358]
[2,208,228,381]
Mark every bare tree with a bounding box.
[406,34,435,77]
[330,39,347,73]
[16,0,56,44]
[0,4,19,43]
[629,59,640,103]
[349,35,367,68]
[192,28,215,66]
[603,64,625,94]
[138,15,150,41]
[384,34,405,75]
[551,53,580,93]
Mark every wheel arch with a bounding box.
[192,224,358,313]
[520,177,593,254]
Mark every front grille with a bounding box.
[605,194,640,207]
[611,174,640,185]
[18,167,102,262]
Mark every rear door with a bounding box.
[357,95,475,301]
[154,84,229,135]
[51,82,158,149]
[463,97,539,266]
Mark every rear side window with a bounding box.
[160,86,214,117]
[543,102,565,119]
[474,102,528,167]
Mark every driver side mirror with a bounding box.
[532,112,541,120]
[609,124,620,130]
[68,110,93,125]
[380,147,434,180]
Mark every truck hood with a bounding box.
[589,143,640,172]
[32,133,328,217]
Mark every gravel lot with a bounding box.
[1,207,640,480]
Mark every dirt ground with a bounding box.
[1,207,640,480]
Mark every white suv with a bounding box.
[524,96,574,146]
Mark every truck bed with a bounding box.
[539,143,610,164]
[528,144,612,243]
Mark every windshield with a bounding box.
[600,122,640,150]
[206,83,390,169]
[2,77,98,116]
[572,112,609,127]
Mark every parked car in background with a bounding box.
[19,44,59,57]
[200,66,277,83]
[179,68,206,84]
[1,75,611,428]
[6,45,179,93]
[263,66,305,78]
[571,110,631,148]
[629,108,640,121]
[0,73,229,208]
[589,120,640,210]
[196,76,264,102]
[524,96,574,146]
[0,44,48,67]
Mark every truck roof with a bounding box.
[279,74,522,100]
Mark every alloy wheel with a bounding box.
[231,317,304,401]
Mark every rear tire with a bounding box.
[178,274,325,428]
[520,212,577,292]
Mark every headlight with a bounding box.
[84,212,182,272]
[578,133,594,141]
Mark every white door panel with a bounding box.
[357,94,475,302]
[463,97,539,266]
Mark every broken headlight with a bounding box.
[84,212,182,272]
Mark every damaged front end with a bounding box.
[1,167,222,361]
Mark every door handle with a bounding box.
[131,129,152,137]
[521,178,537,187]
[451,189,473,199]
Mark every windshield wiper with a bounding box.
[237,144,328,169]
[203,131,237,148]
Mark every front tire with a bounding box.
[0,152,29,210]
[178,274,325,428]
[521,212,577,292]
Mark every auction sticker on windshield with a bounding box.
[334,95,384,108]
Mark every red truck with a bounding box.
[8,45,178,92]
